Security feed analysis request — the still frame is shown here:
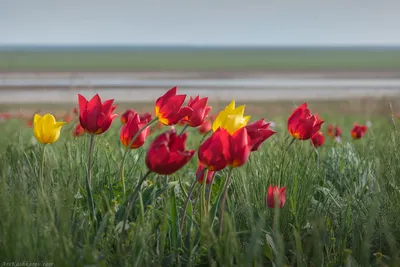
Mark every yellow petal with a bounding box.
[55,121,66,128]
[226,100,236,111]
[232,105,246,116]
[33,114,44,143]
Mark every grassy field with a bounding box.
[1,97,400,266]
[1,46,400,71]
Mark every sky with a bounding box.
[1,0,399,46]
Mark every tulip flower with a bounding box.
[121,109,137,124]
[351,123,367,140]
[146,129,195,175]
[245,119,276,151]
[327,124,342,139]
[182,95,212,127]
[78,94,118,135]
[72,123,85,137]
[155,86,193,126]
[226,127,251,168]
[33,114,66,144]
[266,185,286,209]
[327,124,335,138]
[72,107,78,116]
[120,114,150,149]
[199,120,212,134]
[198,129,230,171]
[287,103,323,140]
[64,114,72,123]
[311,132,325,148]
[196,162,215,184]
[212,100,250,135]
[139,112,153,123]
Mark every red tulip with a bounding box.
[198,129,230,171]
[121,109,137,125]
[120,114,150,149]
[146,129,195,175]
[311,132,324,148]
[154,87,193,126]
[245,119,276,151]
[139,112,153,123]
[27,120,33,127]
[351,123,367,140]
[266,185,286,209]
[78,94,117,135]
[288,103,323,140]
[182,95,211,127]
[226,127,251,168]
[199,120,212,134]
[72,107,78,116]
[72,123,85,137]
[64,114,72,123]
[3,113,11,120]
[327,124,335,138]
[196,161,215,184]
[327,124,342,139]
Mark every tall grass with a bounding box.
[0,113,399,266]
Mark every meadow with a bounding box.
[1,46,400,71]
[0,91,400,267]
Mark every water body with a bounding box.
[0,73,399,103]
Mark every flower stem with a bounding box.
[179,124,189,135]
[40,144,47,195]
[119,117,158,198]
[278,137,296,186]
[179,179,198,233]
[219,167,233,237]
[201,169,208,217]
[206,172,216,213]
[86,134,96,224]
[122,170,152,237]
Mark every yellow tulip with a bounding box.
[33,114,66,144]
[212,100,251,135]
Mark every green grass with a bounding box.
[1,47,400,71]
[1,103,400,266]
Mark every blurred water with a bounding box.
[0,75,399,103]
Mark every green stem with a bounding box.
[201,169,208,217]
[119,117,158,198]
[219,168,233,237]
[86,134,96,224]
[278,137,296,186]
[179,124,189,135]
[40,144,47,195]
[179,179,198,233]
[200,130,212,144]
[206,172,216,213]
[122,170,152,237]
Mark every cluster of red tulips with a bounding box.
[27,86,370,227]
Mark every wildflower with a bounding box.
[266,185,286,208]
[146,129,195,175]
[78,94,117,134]
[245,119,275,151]
[155,86,193,126]
[33,114,66,144]
[212,100,250,135]
[288,103,323,140]
[311,132,325,148]
[121,109,136,124]
[181,95,211,127]
[120,114,150,149]
[72,123,85,137]
[351,123,367,140]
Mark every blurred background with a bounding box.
[1,0,400,117]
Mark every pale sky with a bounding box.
[1,0,399,46]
